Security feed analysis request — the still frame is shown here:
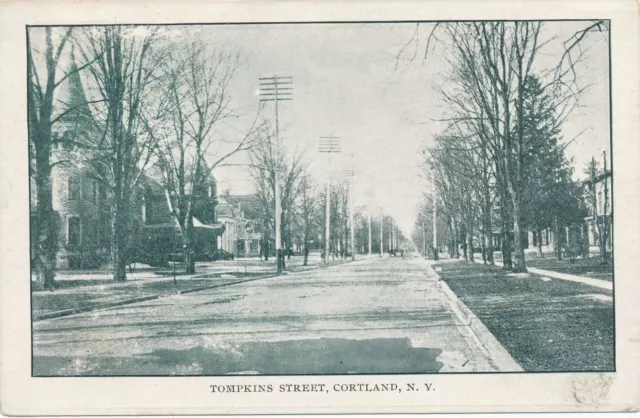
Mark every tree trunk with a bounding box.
[511,23,528,274]
[263,237,269,261]
[582,222,589,259]
[481,230,487,264]
[511,199,527,273]
[497,162,512,270]
[449,219,454,258]
[536,228,543,258]
[479,208,486,264]
[467,223,475,263]
[483,191,494,266]
[263,219,270,261]
[554,216,562,260]
[303,240,308,266]
[461,226,468,260]
[34,146,57,291]
[451,218,459,258]
[183,219,195,274]
[29,28,62,291]
[500,202,513,270]
[111,201,128,281]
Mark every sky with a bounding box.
[31,22,610,240]
[198,21,610,238]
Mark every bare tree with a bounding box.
[27,27,99,289]
[153,38,260,274]
[249,132,306,263]
[418,21,605,272]
[75,26,167,281]
[297,173,320,266]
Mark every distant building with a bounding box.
[216,194,262,257]
[583,167,612,253]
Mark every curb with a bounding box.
[429,265,524,372]
[34,273,281,322]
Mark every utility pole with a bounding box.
[365,188,373,257]
[389,218,394,250]
[368,212,372,256]
[422,221,426,257]
[319,137,340,264]
[259,76,292,274]
[343,168,356,261]
[379,209,384,257]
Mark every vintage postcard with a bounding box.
[0,0,639,415]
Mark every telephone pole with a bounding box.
[421,215,426,257]
[259,76,292,274]
[319,137,340,264]
[344,168,356,261]
[365,189,373,257]
[379,208,383,257]
[368,213,372,256]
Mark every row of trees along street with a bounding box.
[28,26,401,290]
[415,21,609,273]
[28,27,266,288]
[248,132,402,266]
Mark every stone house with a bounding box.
[30,53,224,270]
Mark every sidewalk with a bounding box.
[493,251,613,282]
[32,256,352,321]
[493,261,612,291]
[433,259,614,372]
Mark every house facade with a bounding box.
[133,176,224,266]
[584,169,613,253]
[216,194,262,257]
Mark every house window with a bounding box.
[68,217,81,247]
[68,177,81,200]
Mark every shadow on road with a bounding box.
[34,337,443,376]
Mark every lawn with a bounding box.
[435,260,614,372]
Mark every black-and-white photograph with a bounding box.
[28,20,613,377]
